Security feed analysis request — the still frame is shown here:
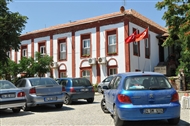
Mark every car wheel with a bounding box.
[167,117,180,125]
[22,104,30,111]
[12,108,21,113]
[113,105,124,126]
[100,98,109,113]
[55,104,63,108]
[98,86,102,93]
[87,98,94,103]
[64,94,72,105]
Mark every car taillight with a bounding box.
[171,92,179,102]
[29,88,36,94]
[17,92,25,97]
[70,87,76,92]
[117,94,132,103]
[62,87,66,92]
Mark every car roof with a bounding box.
[116,72,164,77]
[57,77,87,80]
[24,77,53,80]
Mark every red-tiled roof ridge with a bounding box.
[21,9,166,36]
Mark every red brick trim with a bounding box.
[72,31,76,77]
[124,18,130,72]
[96,25,101,83]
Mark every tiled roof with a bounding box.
[21,9,167,36]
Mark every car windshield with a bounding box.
[124,75,172,90]
[0,80,16,89]
[72,78,91,87]
[29,78,58,86]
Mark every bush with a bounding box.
[93,83,98,92]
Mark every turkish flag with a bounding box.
[125,31,137,44]
[135,28,148,42]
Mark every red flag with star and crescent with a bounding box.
[135,28,148,42]
[125,31,137,44]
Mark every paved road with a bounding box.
[0,93,189,126]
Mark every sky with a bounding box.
[7,0,166,35]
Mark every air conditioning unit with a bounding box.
[88,58,96,65]
[98,57,106,64]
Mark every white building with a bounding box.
[11,9,168,84]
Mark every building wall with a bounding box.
[129,22,159,72]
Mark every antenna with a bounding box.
[142,60,146,73]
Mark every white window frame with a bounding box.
[60,43,66,60]
[109,68,117,75]
[40,46,45,55]
[82,39,90,55]
[60,71,67,78]
[22,49,27,57]
[82,70,90,81]
[108,34,116,53]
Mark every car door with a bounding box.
[109,76,121,111]
[104,77,117,111]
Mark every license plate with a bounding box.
[143,109,163,114]
[1,93,16,98]
[45,97,57,101]
[81,89,89,91]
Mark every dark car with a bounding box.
[0,80,26,113]
[56,77,95,105]
[15,77,65,110]
[101,72,180,126]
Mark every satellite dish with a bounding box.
[120,6,125,13]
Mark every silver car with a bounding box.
[97,75,115,93]
[0,80,26,113]
[15,77,65,110]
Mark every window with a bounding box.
[106,29,118,55]
[58,38,67,61]
[81,34,91,57]
[38,42,46,56]
[60,71,67,78]
[21,45,27,58]
[82,70,90,81]
[82,39,90,55]
[133,28,140,56]
[108,35,116,53]
[7,51,10,58]
[145,34,150,58]
[60,43,66,60]
[109,68,117,75]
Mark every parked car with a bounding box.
[101,72,181,126]
[0,80,26,113]
[15,77,65,110]
[56,77,95,105]
[97,75,115,93]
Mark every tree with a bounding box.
[156,0,190,82]
[0,0,28,64]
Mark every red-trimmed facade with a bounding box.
[17,10,166,84]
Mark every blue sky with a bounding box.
[8,0,166,34]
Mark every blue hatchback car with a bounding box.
[101,72,180,126]
[56,77,95,105]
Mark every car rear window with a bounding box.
[72,78,91,87]
[0,81,16,89]
[124,75,172,90]
[29,78,58,86]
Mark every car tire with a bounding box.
[64,94,72,105]
[100,98,109,113]
[87,98,94,103]
[12,108,21,113]
[167,117,180,125]
[55,104,63,108]
[113,105,124,126]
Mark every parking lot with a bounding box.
[0,93,189,126]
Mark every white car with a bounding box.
[0,80,26,113]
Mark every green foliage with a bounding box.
[93,83,98,92]
[0,0,28,64]
[156,0,190,81]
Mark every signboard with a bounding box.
[154,66,167,75]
